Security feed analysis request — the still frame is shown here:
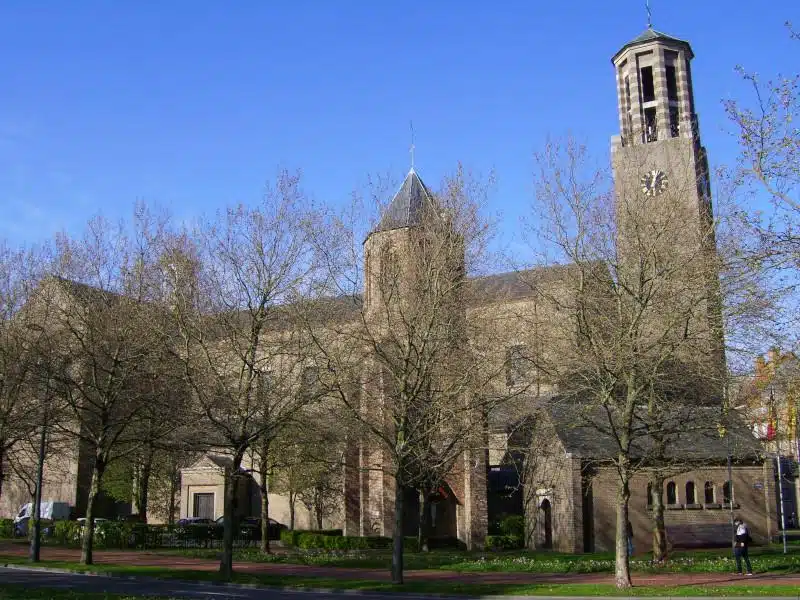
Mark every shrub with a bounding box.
[280,529,302,546]
[286,532,397,551]
[53,520,81,546]
[485,534,523,551]
[281,528,343,547]
[297,533,326,549]
[0,518,13,538]
[317,529,343,537]
[499,515,525,539]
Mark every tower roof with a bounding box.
[612,27,693,63]
[374,169,436,232]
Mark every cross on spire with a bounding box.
[646,0,653,29]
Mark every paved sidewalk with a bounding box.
[2,543,800,588]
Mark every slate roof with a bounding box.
[545,398,763,464]
[465,264,579,304]
[612,27,694,63]
[375,169,437,232]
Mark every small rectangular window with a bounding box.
[669,106,680,137]
[301,366,320,397]
[640,66,655,102]
[193,493,214,520]
[666,65,678,101]
[666,481,677,505]
[704,482,714,504]
[667,65,678,101]
[685,481,696,504]
[506,345,530,388]
[644,107,658,142]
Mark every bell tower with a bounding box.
[610,27,713,246]
[610,26,726,401]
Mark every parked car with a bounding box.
[176,517,213,527]
[12,516,55,537]
[13,502,70,536]
[175,517,215,547]
[213,516,287,541]
[74,518,110,542]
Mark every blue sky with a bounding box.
[1,1,797,246]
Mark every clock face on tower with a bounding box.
[640,169,669,197]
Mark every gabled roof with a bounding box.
[545,399,762,464]
[612,27,694,63]
[187,454,236,471]
[374,169,437,233]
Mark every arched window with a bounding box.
[666,481,677,505]
[704,481,714,504]
[646,482,653,506]
[723,480,732,504]
[685,481,696,505]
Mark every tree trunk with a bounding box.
[167,468,178,526]
[258,440,271,554]
[391,479,405,585]
[30,420,47,563]
[417,487,431,552]
[219,449,244,580]
[615,460,632,589]
[136,449,154,523]
[0,447,5,503]
[288,492,296,530]
[649,472,667,565]
[315,489,323,530]
[81,453,106,565]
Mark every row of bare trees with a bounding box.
[1,26,797,586]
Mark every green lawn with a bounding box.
[161,544,800,575]
[2,559,800,597]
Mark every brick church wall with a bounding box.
[590,463,773,552]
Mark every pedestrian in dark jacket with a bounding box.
[733,517,753,575]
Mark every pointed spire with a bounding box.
[374,169,436,232]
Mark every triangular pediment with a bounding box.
[187,454,233,471]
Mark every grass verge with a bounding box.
[2,558,800,597]
[158,545,800,575]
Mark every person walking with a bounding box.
[734,517,753,576]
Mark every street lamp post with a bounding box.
[29,407,47,562]
[726,432,735,552]
[776,451,788,554]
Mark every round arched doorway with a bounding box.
[539,498,553,549]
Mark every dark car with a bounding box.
[176,517,213,527]
[214,516,287,541]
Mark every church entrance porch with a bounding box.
[401,485,458,541]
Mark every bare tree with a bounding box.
[0,243,49,505]
[272,415,344,532]
[724,22,799,344]
[167,170,320,578]
[47,208,177,565]
[305,166,509,584]
[526,138,729,588]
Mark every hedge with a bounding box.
[499,515,525,539]
[280,529,422,552]
[0,518,13,538]
[485,534,523,551]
